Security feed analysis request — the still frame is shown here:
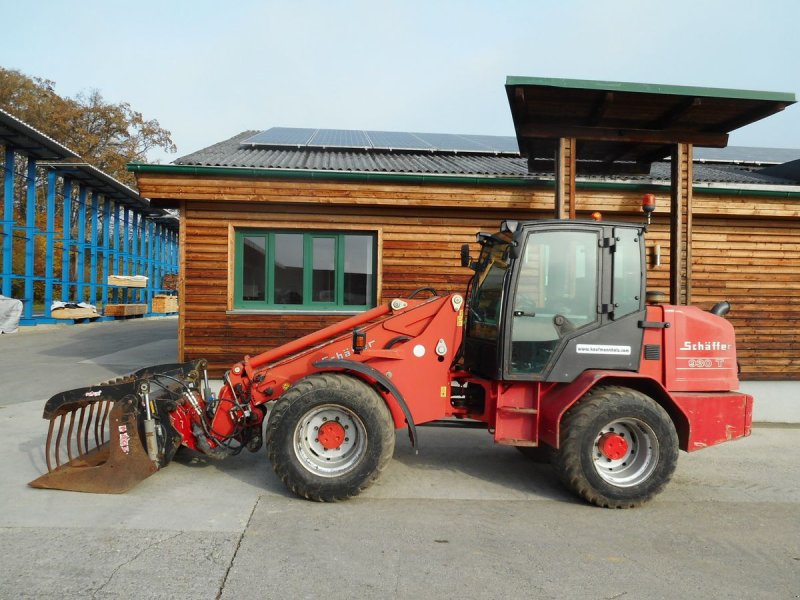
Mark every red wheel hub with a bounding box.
[317,421,346,450]
[598,432,628,460]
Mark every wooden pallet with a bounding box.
[104,304,147,317]
[152,295,178,313]
[51,307,101,320]
[107,275,147,288]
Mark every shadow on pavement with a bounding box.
[165,426,579,504]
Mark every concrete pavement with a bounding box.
[0,317,179,406]
[0,319,798,599]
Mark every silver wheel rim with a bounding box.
[293,404,367,478]
[592,418,659,487]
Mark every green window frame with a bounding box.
[233,229,377,311]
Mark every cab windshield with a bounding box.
[467,238,511,341]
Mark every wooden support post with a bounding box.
[554,137,577,219]
[670,143,693,305]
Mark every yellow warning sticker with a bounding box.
[457,310,464,327]
[440,386,448,398]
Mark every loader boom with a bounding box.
[212,292,468,442]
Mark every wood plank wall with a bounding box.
[576,190,800,379]
[692,217,800,380]
[139,173,800,380]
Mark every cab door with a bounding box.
[505,226,602,378]
[504,222,646,382]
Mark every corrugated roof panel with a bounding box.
[173,131,799,186]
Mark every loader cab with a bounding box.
[463,220,647,382]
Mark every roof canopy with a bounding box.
[40,162,149,209]
[40,162,179,229]
[0,108,79,161]
[506,76,797,174]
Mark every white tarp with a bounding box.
[0,295,22,334]
[50,301,97,312]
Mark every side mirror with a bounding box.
[460,244,471,268]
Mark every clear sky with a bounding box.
[1,0,797,163]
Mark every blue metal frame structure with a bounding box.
[2,147,14,297]
[74,184,87,303]
[60,179,73,303]
[43,170,57,320]
[0,110,179,326]
[22,158,37,322]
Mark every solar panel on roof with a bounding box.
[693,146,800,164]
[309,129,371,148]
[463,134,520,153]
[414,133,494,152]
[365,131,435,151]
[241,127,317,146]
[242,127,520,155]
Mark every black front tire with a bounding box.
[265,373,395,502]
[552,385,679,508]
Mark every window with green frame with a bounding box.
[234,230,377,311]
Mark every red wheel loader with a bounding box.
[30,214,753,508]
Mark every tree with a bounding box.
[0,68,177,302]
[0,67,176,187]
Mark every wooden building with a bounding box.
[131,79,800,419]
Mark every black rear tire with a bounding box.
[552,385,679,508]
[265,373,395,501]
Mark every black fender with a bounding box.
[312,359,418,449]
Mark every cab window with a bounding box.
[612,227,643,318]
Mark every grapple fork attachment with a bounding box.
[29,395,157,493]
[29,360,206,494]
